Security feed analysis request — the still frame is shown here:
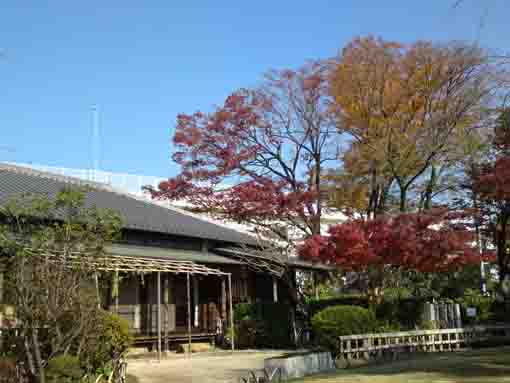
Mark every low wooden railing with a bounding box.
[337,325,510,361]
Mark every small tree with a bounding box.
[0,188,122,383]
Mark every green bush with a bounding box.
[307,296,370,319]
[232,303,292,348]
[311,305,377,353]
[80,311,132,373]
[374,297,427,330]
[234,303,255,322]
[457,289,493,325]
[46,355,83,383]
[489,300,510,323]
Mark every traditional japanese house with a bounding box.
[0,163,330,353]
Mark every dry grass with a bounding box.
[296,348,510,383]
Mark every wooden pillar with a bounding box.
[94,272,100,308]
[114,269,119,313]
[187,272,192,358]
[193,276,199,328]
[164,273,170,352]
[272,276,278,303]
[0,265,4,304]
[221,278,227,320]
[157,272,162,361]
[228,274,234,351]
[134,274,140,333]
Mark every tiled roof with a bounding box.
[0,163,259,246]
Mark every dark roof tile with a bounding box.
[0,163,259,246]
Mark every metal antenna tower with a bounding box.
[91,105,100,182]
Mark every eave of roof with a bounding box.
[107,243,242,265]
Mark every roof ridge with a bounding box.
[0,162,260,244]
[0,162,115,191]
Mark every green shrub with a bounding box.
[457,289,493,325]
[374,320,401,333]
[232,303,292,348]
[311,305,377,352]
[46,355,83,383]
[418,320,438,330]
[234,303,255,322]
[374,297,426,330]
[80,311,132,373]
[489,300,510,323]
[307,296,370,319]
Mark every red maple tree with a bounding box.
[148,62,340,239]
[472,109,510,285]
[299,208,492,272]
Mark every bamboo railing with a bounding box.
[337,325,510,361]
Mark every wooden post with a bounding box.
[94,272,100,309]
[134,274,140,334]
[114,269,119,313]
[221,278,227,321]
[313,272,319,300]
[193,276,199,328]
[272,276,278,303]
[164,273,169,352]
[187,272,192,358]
[0,265,4,304]
[157,271,162,362]
[228,274,234,352]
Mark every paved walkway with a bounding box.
[127,351,285,383]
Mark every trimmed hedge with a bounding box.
[307,296,370,319]
[308,296,429,331]
[311,305,377,353]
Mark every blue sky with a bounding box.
[1,1,508,178]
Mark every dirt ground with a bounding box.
[127,351,285,383]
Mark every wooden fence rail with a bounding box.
[337,325,510,362]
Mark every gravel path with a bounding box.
[127,351,285,383]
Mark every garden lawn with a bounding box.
[295,348,510,383]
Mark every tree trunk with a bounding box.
[399,186,407,212]
[313,157,322,235]
[423,166,437,210]
[32,329,45,383]
[497,216,510,299]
